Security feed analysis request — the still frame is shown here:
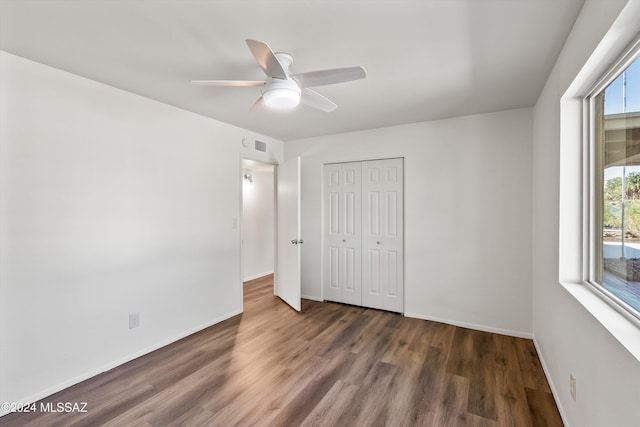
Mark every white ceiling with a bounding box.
[0,0,585,141]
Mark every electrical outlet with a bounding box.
[129,312,140,329]
[570,373,576,401]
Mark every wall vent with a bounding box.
[254,140,267,152]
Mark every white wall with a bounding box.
[286,108,533,336]
[532,0,640,426]
[242,168,275,281]
[0,51,283,409]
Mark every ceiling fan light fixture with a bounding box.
[262,79,301,110]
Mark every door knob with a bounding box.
[376,241,381,245]
[342,239,346,243]
[291,239,298,245]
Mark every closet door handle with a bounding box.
[376,241,381,245]
[342,239,346,243]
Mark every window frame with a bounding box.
[585,37,640,326]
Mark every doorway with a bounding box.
[241,156,303,313]
[241,159,276,302]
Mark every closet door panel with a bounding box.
[323,162,362,305]
[362,159,404,313]
[323,163,344,303]
[339,162,362,306]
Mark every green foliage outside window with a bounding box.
[604,172,640,237]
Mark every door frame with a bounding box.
[239,155,278,310]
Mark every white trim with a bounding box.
[586,36,640,99]
[404,312,533,339]
[582,31,640,323]
[238,154,245,312]
[0,310,242,417]
[533,337,570,427]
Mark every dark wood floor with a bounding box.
[1,275,562,426]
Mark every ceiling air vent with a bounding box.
[254,140,267,152]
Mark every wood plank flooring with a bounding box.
[1,275,562,426]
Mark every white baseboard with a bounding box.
[0,309,242,417]
[302,294,323,302]
[404,312,533,339]
[243,271,274,282]
[533,337,569,426]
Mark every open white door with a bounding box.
[276,157,301,311]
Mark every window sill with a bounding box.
[560,282,640,362]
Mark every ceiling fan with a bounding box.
[191,39,366,112]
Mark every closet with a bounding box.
[323,158,404,313]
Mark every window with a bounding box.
[589,45,640,320]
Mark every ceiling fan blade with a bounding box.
[249,96,264,114]
[292,66,366,88]
[301,88,338,112]
[190,80,265,87]
[245,39,288,79]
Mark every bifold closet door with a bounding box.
[361,159,404,313]
[323,162,362,306]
